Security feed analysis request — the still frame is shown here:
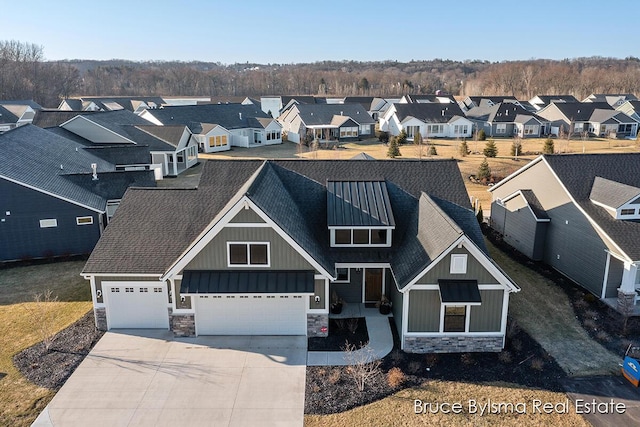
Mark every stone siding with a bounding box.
[404,335,503,353]
[169,308,195,337]
[617,289,636,314]
[94,307,107,331]
[307,313,328,337]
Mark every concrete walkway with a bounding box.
[307,316,394,366]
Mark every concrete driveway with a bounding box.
[33,330,307,427]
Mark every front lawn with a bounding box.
[0,261,92,426]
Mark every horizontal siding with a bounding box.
[407,290,440,332]
[184,226,315,271]
[469,290,503,332]
[416,247,498,285]
[605,257,625,298]
[502,195,540,260]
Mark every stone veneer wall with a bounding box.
[169,308,195,337]
[307,313,328,337]
[404,335,503,353]
[94,307,107,331]
[617,289,636,314]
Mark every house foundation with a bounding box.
[307,313,329,337]
[404,336,503,353]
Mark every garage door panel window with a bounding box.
[228,242,270,267]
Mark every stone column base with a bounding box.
[404,335,503,353]
[617,289,637,313]
[307,313,329,337]
[94,307,107,331]
[169,308,196,337]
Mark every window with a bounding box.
[208,135,228,147]
[426,124,443,134]
[454,125,468,134]
[340,127,358,138]
[39,219,57,228]
[335,268,350,282]
[524,125,539,135]
[331,228,391,247]
[621,209,636,216]
[360,125,371,135]
[228,242,269,266]
[496,124,507,134]
[266,130,280,141]
[76,216,93,225]
[443,306,466,332]
[406,126,420,138]
[450,254,468,274]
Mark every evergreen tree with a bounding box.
[543,137,555,154]
[477,158,491,181]
[483,139,498,157]
[396,130,408,145]
[387,137,401,158]
[476,203,484,225]
[428,145,438,156]
[459,139,469,157]
[414,131,423,146]
[477,129,487,141]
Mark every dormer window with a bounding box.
[327,181,395,248]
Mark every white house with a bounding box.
[380,103,473,139]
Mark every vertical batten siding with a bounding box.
[331,268,363,303]
[416,247,499,285]
[469,290,503,332]
[390,283,403,335]
[184,227,315,271]
[229,208,265,223]
[309,279,326,309]
[407,290,440,332]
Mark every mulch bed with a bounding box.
[308,317,369,351]
[13,310,103,390]
[485,227,640,357]
[305,317,566,415]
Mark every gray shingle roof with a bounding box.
[292,104,375,126]
[547,102,613,122]
[32,110,98,128]
[392,103,466,124]
[0,125,154,211]
[0,106,19,124]
[466,103,545,124]
[590,177,640,209]
[0,99,42,110]
[544,153,640,260]
[83,159,488,288]
[519,190,550,220]
[145,104,271,130]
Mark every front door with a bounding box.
[364,268,383,302]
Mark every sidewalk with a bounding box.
[307,316,393,366]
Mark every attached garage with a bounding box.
[195,294,306,335]
[104,282,169,329]
[181,270,314,336]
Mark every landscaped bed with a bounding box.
[308,317,369,351]
[305,317,566,415]
[13,310,103,390]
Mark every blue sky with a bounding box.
[3,0,638,63]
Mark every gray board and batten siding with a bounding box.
[415,247,499,285]
[491,195,547,260]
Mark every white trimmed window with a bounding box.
[334,268,350,282]
[209,135,228,147]
[443,305,466,332]
[496,124,507,134]
[227,242,270,267]
[39,219,58,228]
[524,125,539,135]
[76,216,93,225]
[330,228,391,247]
[450,254,468,274]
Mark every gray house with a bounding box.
[489,153,640,312]
[82,159,518,353]
[0,125,155,262]
[465,103,548,138]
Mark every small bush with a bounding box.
[583,319,597,330]
[428,145,438,156]
[477,129,487,141]
[387,137,401,158]
[483,139,498,157]
[396,130,408,145]
[391,349,404,366]
[584,310,599,320]
[498,351,512,364]
[425,354,439,366]
[378,131,389,143]
[347,318,359,334]
[459,139,469,157]
[584,293,598,303]
[543,137,554,154]
[596,331,611,342]
[506,318,520,338]
[477,158,491,181]
[511,339,523,352]
[530,358,545,371]
[328,369,341,385]
[574,299,589,310]
[461,353,474,366]
[386,367,406,388]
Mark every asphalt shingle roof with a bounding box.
[543,153,640,260]
[590,177,640,209]
[32,110,98,128]
[292,104,375,126]
[392,103,466,124]
[145,104,272,130]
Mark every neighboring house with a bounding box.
[59,110,199,177]
[582,93,638,108]
[380,103,473,139]
[0,100,40,132]
[461,96,519,111]
[537,102,638,137]
[0,125,155,262]
[59,96,165,114]
[400,94,457,104]
[465,103,549,138]
[489,153,640,312]
[82,159,518,353]
[140,103,282,151]
[616,100,640,124]
[529,95,578,111]
[277,103,375,143]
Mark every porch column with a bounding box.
[172,153,177,176]
[618,261,639,308]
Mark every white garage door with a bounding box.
[195,294,307,335]
[104,283,169,329]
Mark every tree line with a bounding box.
[2,40,640,108]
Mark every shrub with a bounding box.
[461,353,474,366]
[543,137,554,154]
[477,129,486,141]
[584,310,599,320]
[459,139,469,157]
[378,131,389,143]
[510,139,522,157]
[328,369,341,385]
[596,331,611,342]
[387,137,401,158]
[477,158,491,181]
[343,342,382,392]
[498,351,512,364]
[25,289,59,352]
[396,130,408,145]
[483,139,498,157]
[530,358,545,371]
[347,318,359,334]
[391,349,404,366]
[583,319,597,330]
[386,367,406,388]
[511,339,523,352]
[407,361,422,374]
[476,204,483,225]
[425,354,439,366]
[428,145,437,156]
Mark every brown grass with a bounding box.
[304,381,590,427]
[0,261,92,426]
